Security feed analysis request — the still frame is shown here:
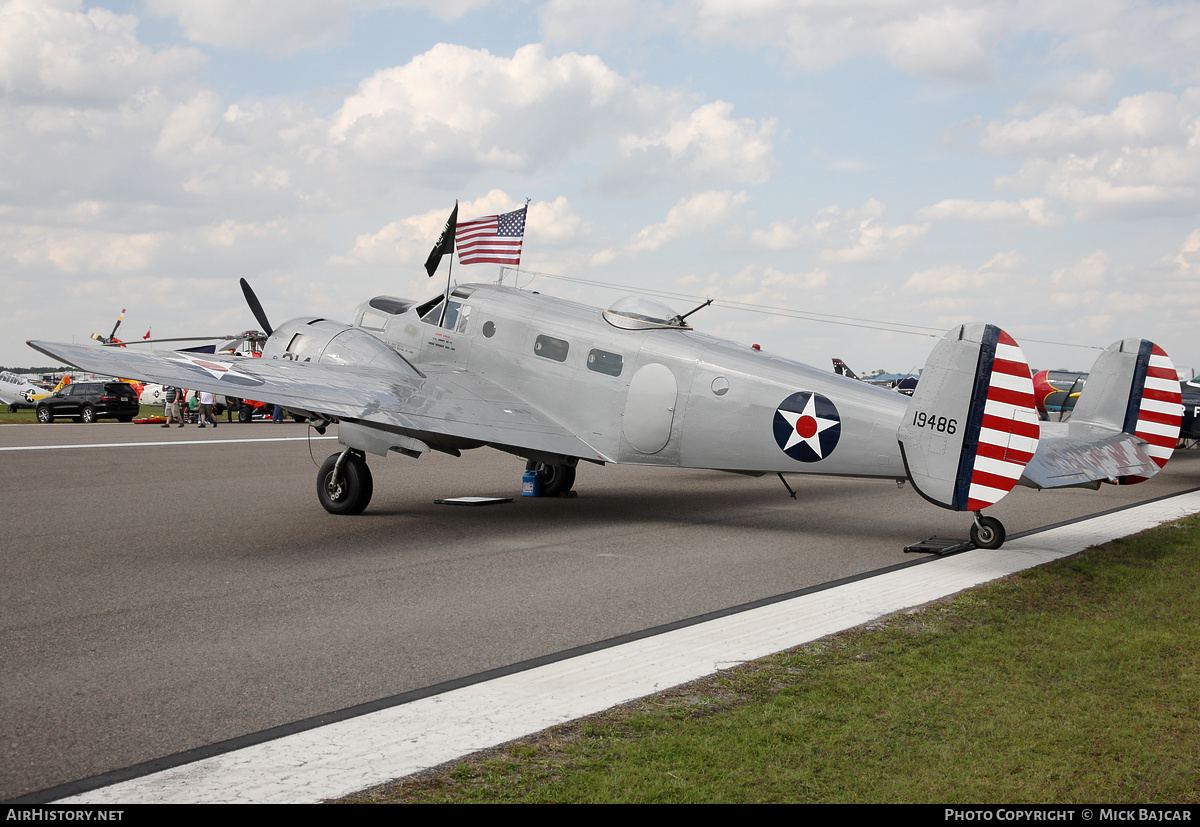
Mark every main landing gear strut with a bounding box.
[318,449,374,515]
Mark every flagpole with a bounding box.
[513,197,530,289]
[439,249,454,327]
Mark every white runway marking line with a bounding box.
[0,436,338,451]
[59,490,1200,804]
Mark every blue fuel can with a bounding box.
[521,470,541,497]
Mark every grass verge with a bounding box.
[344,515,1200,803]
[0,405,176,425]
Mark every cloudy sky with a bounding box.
[4,0,1200,375]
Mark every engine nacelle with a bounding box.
[261,318,415,372]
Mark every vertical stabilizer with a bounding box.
[1069,339,1181,483]
[898,324,1039,511]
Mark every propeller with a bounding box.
[101,333,265,347]
[108,309,125,341]
[240,278,273,336]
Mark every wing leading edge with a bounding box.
[27,340,607,462]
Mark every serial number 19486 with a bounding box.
[912,411,958,434]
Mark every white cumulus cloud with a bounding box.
[630,190,750,252]
[982,89,1200,219]
[915,198,1061,227]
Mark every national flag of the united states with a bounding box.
[456,206,526,266]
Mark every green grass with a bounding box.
[0,404,168,425]
[345,516,1200,804]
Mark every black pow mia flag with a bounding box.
[424,202,458,277]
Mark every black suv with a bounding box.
[36,382,140,423]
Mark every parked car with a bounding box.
[35,381,140,423]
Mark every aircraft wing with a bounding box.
[27,340,606,461]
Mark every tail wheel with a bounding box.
[525,460,576,497]
[36,406,53,423]
[81,405,95,423]
[317,451,374,515]
[970,516,1006,550]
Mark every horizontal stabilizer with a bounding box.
[1031,339,1181,487]
[898,324,1038,511]
[1020,430,1158,488]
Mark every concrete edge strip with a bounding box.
[36,489,1200,804]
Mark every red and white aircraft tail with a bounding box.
[899,326,1181,514]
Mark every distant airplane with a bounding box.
[1032,369,1087,420]
[30,278,1182,551]
[1179,378,1200,442]
[832,358,918,395]
[0,371,52,411]
[831,358,861,381]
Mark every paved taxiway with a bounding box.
[3,420,1199,800]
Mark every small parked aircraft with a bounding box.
[0,372,72,411]
[0,371,51,411]
[29,279,1182,550]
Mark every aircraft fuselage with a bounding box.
[344,284,911,478]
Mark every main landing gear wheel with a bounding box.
[525,460,576,497]
[318,451,374,515]
[970,515,1006,550]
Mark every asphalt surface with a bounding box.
[3,419,1198,800]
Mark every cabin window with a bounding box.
[360,309,388,330]
[442,301,470,332]
[483,321,496,338]
[368,297,413,315]
[587,349,623,377]
[416,295,443,320]
[534,335,569,362]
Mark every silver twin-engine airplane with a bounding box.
[29,279,1183,550]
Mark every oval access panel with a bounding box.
[623,363,677,454]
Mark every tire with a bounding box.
[238,406,252,423]
[525,460,576,497]
[80,406,95,423]
[317,452,374,515]
[970,516,1006,550]
[36,406,53,423]
[8,404,16,413]
[291,414,307,423]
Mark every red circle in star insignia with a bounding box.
[795,416,817,438]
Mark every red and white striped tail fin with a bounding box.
[1121,343,1181,483]
[966,330,1039,510]
[899,324,1039,512]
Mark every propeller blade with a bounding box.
[240,279,273,336]
[108,309,125,341]
[101,336,234,346]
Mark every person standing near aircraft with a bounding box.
[162,385,184,428]
[198,390,217,428]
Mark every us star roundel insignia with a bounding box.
[772,391,841,462]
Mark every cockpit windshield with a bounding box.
[602,295,690,331]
